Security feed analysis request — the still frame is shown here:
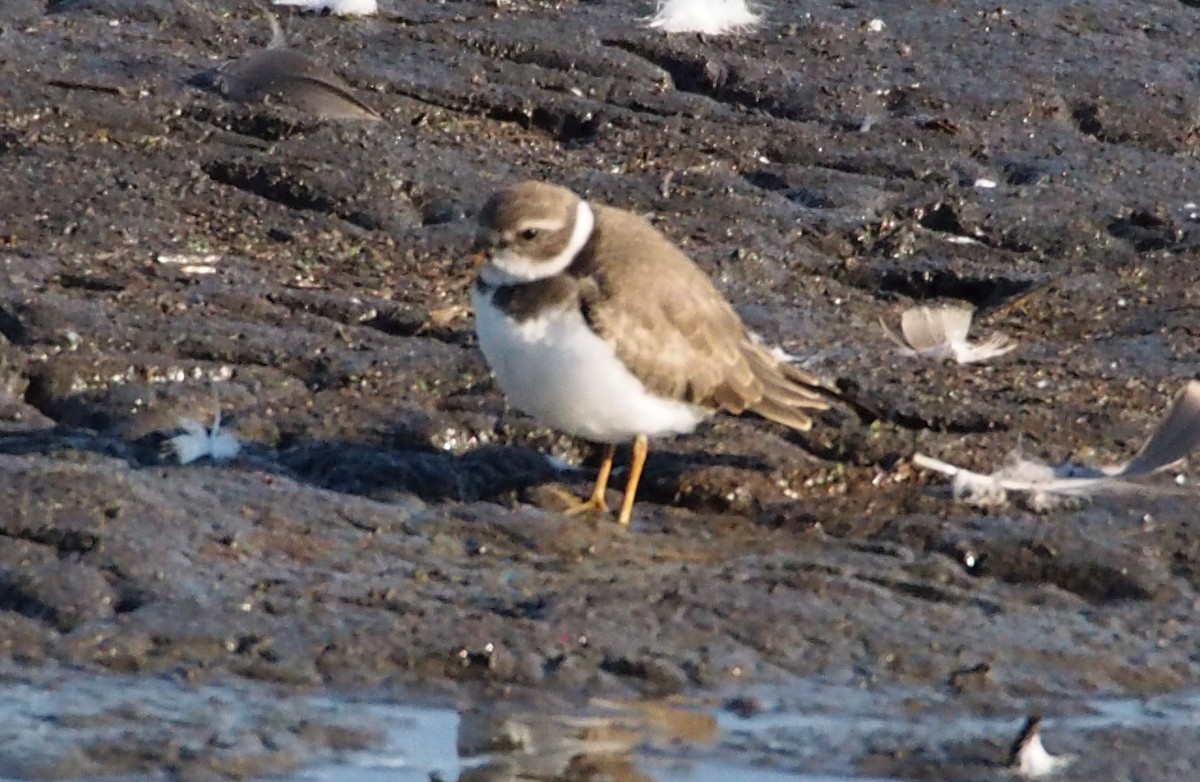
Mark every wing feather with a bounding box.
[577,206,835,431]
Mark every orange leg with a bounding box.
[565,443,616,515]
[616,434,649,527]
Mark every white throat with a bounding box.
[480,200,595,286]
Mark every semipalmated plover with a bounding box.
[471,181,841,525]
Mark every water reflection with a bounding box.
[6,665,1200,781]
[455,700,717,782]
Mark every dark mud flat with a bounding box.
[1,0,1200,778]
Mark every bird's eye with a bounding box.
[517,228,539,242]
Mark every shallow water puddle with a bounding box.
[298,698,907,782]
[3,666,1200,781]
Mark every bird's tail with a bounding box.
[745,345,880,430]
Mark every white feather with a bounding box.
[913,380,1200,510]
[169,403,241,465]
[473,287,710,444]
[881,305,1017,364]
[645,0,762,36]
[1014,729,1074,777]
[271,0,377,17]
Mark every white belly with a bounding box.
[472,288,710,443]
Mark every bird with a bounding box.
[470,181,842,526]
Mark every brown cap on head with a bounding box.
[474,181,584,260]
[479,181,580,230]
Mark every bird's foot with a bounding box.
[527,484,610,516]
[562,490,610,516]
